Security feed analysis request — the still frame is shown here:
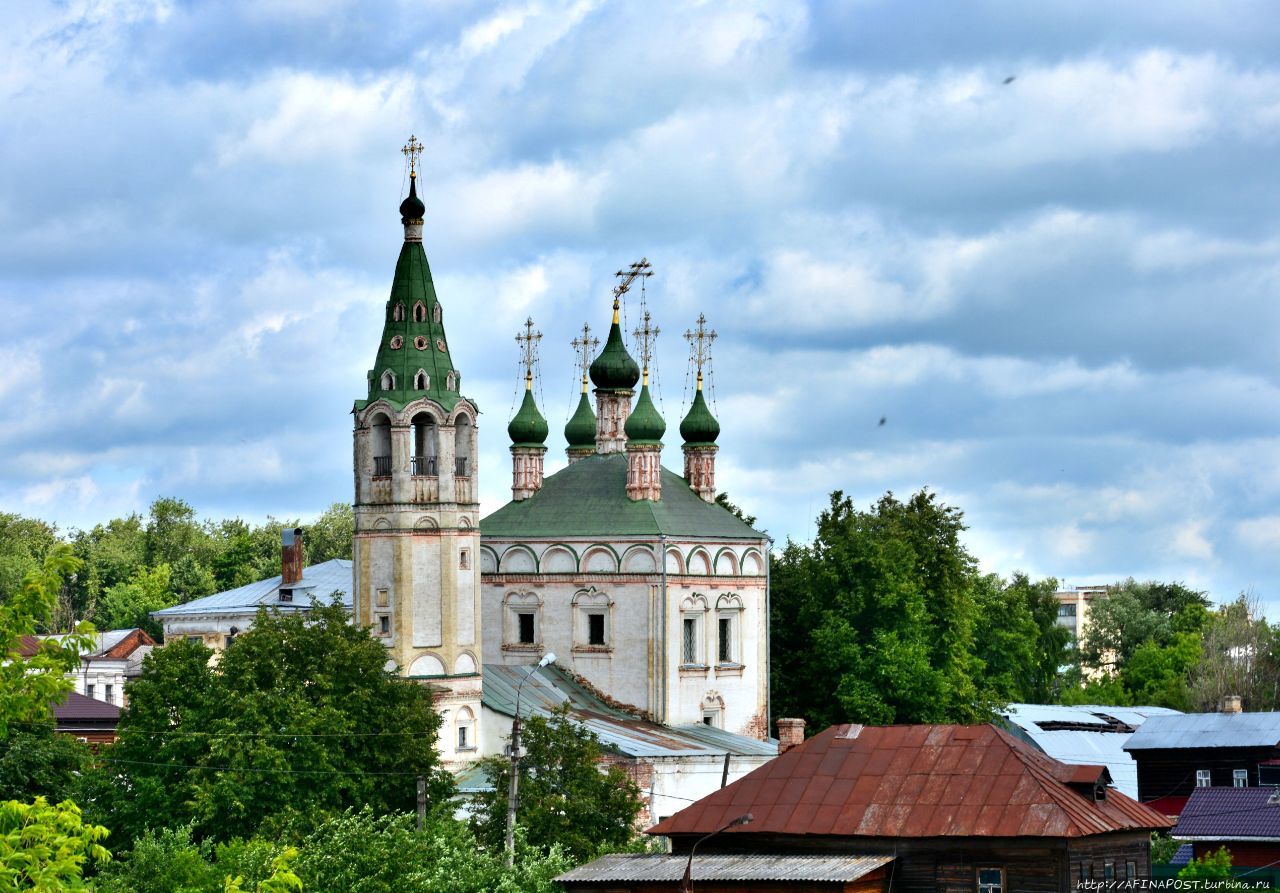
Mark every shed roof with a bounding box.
[1124,712,1280,751]
[480,453,762,540]
[1000,703,1181,799]
[483,663,775,760]
[556,853,893,884]
[649,723,1173,840]
[151,559,351,619]
[1175,787,1280,841]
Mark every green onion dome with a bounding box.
[679,388,720,444]
[507,388,549,447]
[564,391,597,448]
[623,384,666,444]
[399,175,426,222]
[589,309,640,391]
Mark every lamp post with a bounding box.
[505,651,556,867]
[680,812,752,892]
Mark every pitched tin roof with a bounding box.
[1124,712,1280,750]
[556,854,893,884]
[649,723,1173,840]
[1175,787,1280,840]
[480,453,762,540]
[152,559,351,619]
[53,691,120,724]
[483,663,776,759]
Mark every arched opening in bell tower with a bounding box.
[412,412,438,476]
[370,413,392,477]
[454,414,472,477]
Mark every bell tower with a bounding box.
[351,137,482,765]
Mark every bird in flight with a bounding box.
[878,416,887,427]
[1003,75,1016,85]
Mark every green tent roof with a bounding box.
[480,453,762,539]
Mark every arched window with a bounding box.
[412,412,437,476]
[414,369,429,390]
[392,302,405,321]
[446,371,457,391]
[454,414,472,477]
[413,301,427,322]
[370,412,392,477]
[433,304,442,323]
[455,706,475,751]
[379,370,395,391]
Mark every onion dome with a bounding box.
[399,175,425,222]
[624,385,665,444]
[564,392,596,448]
[589,303,640,390]
[508,388,549,447]
[679,388,720,444]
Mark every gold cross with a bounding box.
[401,135,424,177]
[570,323,599,393]
[514,317,542,390]
[684,313,717,389]
[632,310,660,383]
[612,257,653,310]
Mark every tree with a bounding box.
[0,797,110,889]
[101,601,451,844]
[0,514,58,605]
[1178,845,1232,880]
[0,725,90,804]
[714,493,757,528]
[67,514,148,623]
[304,504,354,563]
[98,563,176,636]
[973,574,1044,704]
[145,497,211,569]
[470,707,642,861]
[1189,594,1280,711]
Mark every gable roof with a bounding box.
[52,691,120,725]
[151,559,352,619]
[1124,712,1280,751]
[1175,787,1280,841]
[481,453,762,540]
[649,723,1173,840]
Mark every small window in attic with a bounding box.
[446,371,456,391]
[389,335,403,349]
[413,302,427,322]
[393,302,405,321]
[414,370,429,390]
[380,370,396,390]
[434,304,442,323]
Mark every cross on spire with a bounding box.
[401,135,424,178]
[515,317,542,390]
[632,310,660,384]
[570,323,599,393]
[612,257,652,313]
[684,313,717,390]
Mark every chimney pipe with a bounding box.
[776,717,806,754]
[281,527,304,586]
[1220,694,1243,714]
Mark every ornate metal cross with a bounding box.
[514,317,542,388]
[612,257,652,308]
[632,310,660,380]
[401,135,424,177]
[570,323,599,391]
[684,313,717,387]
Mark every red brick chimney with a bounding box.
[776,717,806,754]
[281,527,304,586]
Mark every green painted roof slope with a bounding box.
[564,392,596,447]
[508,388,549,447]
[355,236,468,412]
[480,453,762,539]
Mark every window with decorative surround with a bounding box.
[680,595,709,668]
[715,593,744,666]
[503,591,541,650]
[572,588,613,652]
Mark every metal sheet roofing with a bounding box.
[483,663,776,759]
[1124,712,1280,751]
[1174,787,1280,840]
[53,691,120,723]
[152,559,352,618]
[649,723,1173,841]
[556,853,893,884]
[1000,703,1182,799]
[480,453,763,540]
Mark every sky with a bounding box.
[2,0,1279,607]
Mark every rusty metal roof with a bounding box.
[555,853,893,884]
[648,723,1174,840]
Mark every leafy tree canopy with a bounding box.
[0,797,110,890]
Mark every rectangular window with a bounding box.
[1104,862,1115,882]
[378,615,390,636]
[1234,769,1248,787]
[1126,862,1137,880]
[105,684,114,704]
[459,550,470,570]
[376,588,390,608]
[682,617,698,664]
[186,635,202,643]
[1080,863,1091,882]
[518,612,535,645]
[86,683,95,700]
[1057,604,1077,617]
[718,616,733,663]
[587,613,606,646]
[977,868,1003,893]
[457,726,469,749]
[1196,769,1212,787]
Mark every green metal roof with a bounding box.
[507,387,549,447]
[588,313,639,391]
[480,453,762,539]
[680,388,720,443]
[564,391,596,448]
[623,384,665,444]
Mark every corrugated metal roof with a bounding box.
[649,723,1173,841]
[152,559,352,618]
[483,664,776,759]
[1175,787,1280,840]
[999,703,1181,799]
[1124,712,1280,750]
[556,853,893,883]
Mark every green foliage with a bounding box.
[94,825,219,893]
[973,573,1069,704]
[0,725,90,804]
[0,797,110,889]
[304,504,355,564]
[100,602,450,845]
[713,493,757,528]
[1151,833,1180,865]
[0,547,93,736]
[98,563,176,638]
[0,514,59,606]
[1189,594,1280,711]
[470,707,642,861]
[1178,845,1232,879]
[224,847,302,893]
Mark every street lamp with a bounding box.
[680,812,752,892]
[504,651,556,867]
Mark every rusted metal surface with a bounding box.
[281,527,304,585]
[649,723,1174,841]
[555,853,893,883]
